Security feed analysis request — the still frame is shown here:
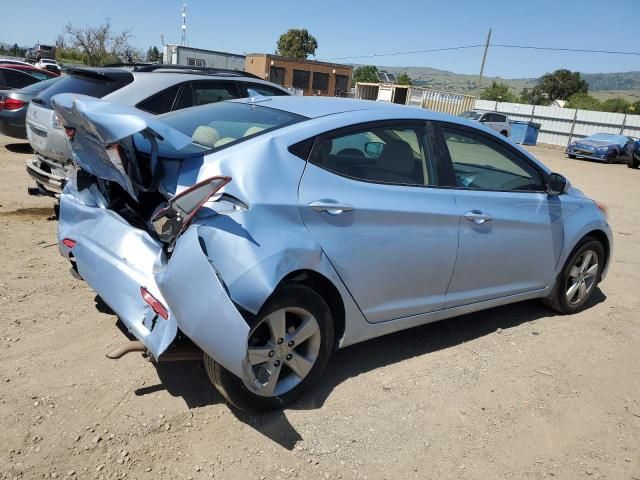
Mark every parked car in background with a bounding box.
[0,77,61,139]
[566,133,635,164]
[628,139,640,169]
[0,66,43,90]
[459,110,511,137]
[0,63,58,81]
[25,65,289,196]
[25,43,56,62]
[54,95,611,411]
[35,58,61,75]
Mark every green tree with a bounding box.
[519,87,551,105]
[566,93,602,111]
[146,46,162,62]
[353,65,379,84]
[275,29,318,59]
[535,69,588,101]
[397,72,412,85]
[479,81,517,102]
[601,97,630,113]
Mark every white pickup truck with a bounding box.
[459,110,511,137]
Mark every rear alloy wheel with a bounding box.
[205,284,334,412]
[543,238,604,314]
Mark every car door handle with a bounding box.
[463,210,492,224]
[308,201,354,216]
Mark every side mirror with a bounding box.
[365,141,384,158]
[546,172,567,196]
[479,116,487,123]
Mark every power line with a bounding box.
[492,43,640,56]
[320,43,640,61]
[320,44,482,61]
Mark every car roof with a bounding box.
[103,71,288,106]
[228,95,451,120]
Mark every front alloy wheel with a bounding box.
[205,284,334,412]
[565,250,599,305]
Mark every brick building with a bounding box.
[244,54,352,97]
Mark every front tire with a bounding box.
[543,237,604,314]
[205,284,334,412]
[500,130,508,137]
[567,154,576,159]
[606,151,617,164]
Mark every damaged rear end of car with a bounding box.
[54,93,259,383]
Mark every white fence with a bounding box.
[474,99,640,147]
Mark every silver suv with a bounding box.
[25,66,290,196]
[459,110,511,137]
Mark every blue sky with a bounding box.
[3,0,639,78]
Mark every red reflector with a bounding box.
[2,98,25,111]
[61,238,77,248]
[64,127,76,140]
[140,287,169,320]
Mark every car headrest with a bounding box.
[192,126,220,148]
[243,126,265,137]
[377,140,415,175]
[213,137,236,148]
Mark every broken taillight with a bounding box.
[140,287,169,320]
[150,176,231,244]
[61,238,77,248]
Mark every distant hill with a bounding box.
[377,66,640,101]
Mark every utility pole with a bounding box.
[181,4,188,46]
[477,28,492,89]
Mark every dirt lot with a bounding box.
[0,134,638,480]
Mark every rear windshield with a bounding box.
[36,72,133,107]
[18,76,61,94]
[157,100,306,153]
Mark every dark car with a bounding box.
[0,77,60,139]
[0,64,59,80]
[628,139,640,169]
[0,67,42,90]
[566,133,635,164]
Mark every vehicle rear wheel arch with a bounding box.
[275,269,345,351]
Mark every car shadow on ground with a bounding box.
[134,290,606,450]
[4,142,32,154]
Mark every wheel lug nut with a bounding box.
[287,340,294,347]
[268,350,275,357]
[277,338,284,345]
[286,354,292,360]
[274,360,281,367]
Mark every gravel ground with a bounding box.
[0,135,639,480]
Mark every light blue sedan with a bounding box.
[53,94,612,411]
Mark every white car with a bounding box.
[35,58,61,75]
[459,110,511,137]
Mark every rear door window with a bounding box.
[35,71,134,107]
[1,69,38,89]
[191,81,240,106]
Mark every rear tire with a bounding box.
[205,284,334,412]
[543,237,604,314]
[628,155,640,169]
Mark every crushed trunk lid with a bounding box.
[51,93,194,199]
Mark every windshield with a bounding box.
[584,133,628,146]
[158,101,306,153]
[459,111,482,120]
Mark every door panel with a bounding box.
[298,122,459,323]
[446,190,564,307]
[435,123,564,308]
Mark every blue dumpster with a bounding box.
[510,121,541,145]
